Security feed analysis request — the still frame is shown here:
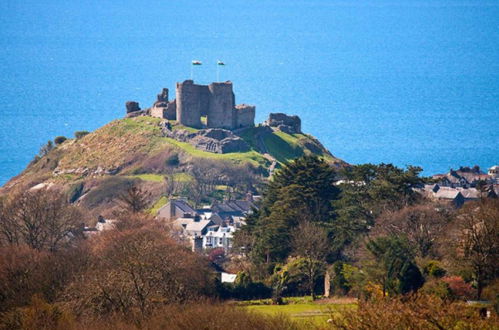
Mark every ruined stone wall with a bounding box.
[265,113,302,133]
[165,100,176,119]
[150,107,165,118]
[150,88,177,120]
[157,88,168,103]
[176,80,203,128]
[234,104,255,129]
[207,82,235,129]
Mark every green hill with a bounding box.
[1,116,345,216]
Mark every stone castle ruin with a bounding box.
[128,80,255,130]
[125,80,302,155]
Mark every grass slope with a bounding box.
[2,116,344,201]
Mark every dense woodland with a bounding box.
[0,156,498,329]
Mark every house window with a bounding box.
[219,238,223,245]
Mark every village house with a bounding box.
[157,199,197,221]
[432,166,497,188]
[82,216,117,237]
[203,224,236,251]
[158,198,257,252]
[419,184,497,208]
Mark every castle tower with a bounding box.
[176,80,203,128]
[207,82,235,129]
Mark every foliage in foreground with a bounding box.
[1,302,302,330]
[329,294,498,330]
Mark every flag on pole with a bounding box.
[192,60,202,65]
[217,60,225,66]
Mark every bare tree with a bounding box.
[374,204,453,258]
[291,221,329,300]
[0,189,83,251]
[63,226,214,318]
[457,199,499,299]
[117,185,151,213]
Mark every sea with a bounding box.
[1,0,498,186]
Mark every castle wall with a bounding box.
[150,100,176,120]
[198,86,210,116]
[150,107,165,118]
[176,80,202,128]
[234,104,255,129]
[157,88,168,103]
[165,100,176,119]
[207,82,235,129]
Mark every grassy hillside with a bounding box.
[1,116,345,216]
[238,126,338,165]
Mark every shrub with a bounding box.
[0,244,90,315]
[74,131,89,139]
[341,263,368,298]
[54,136,67,145]
[80,304,300,330]
[220,281,272,301]
[165,153,180,167]
[482,279,499,314]
[423,260,447,278]
[81,177,137,208]
[328,294,498,329]
[38,140,54,157]
[219,271,272,300]
[442,276,476,300]
[0,295,74,330]
[421,279,452,299]
[67,182,84,203]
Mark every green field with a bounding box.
[128,172,194,183]
[238,297,356,326]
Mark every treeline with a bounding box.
[0,156,498,329]
[232,156,499,306]
[0,189,220,327]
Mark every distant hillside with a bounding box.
[0,116,345,216]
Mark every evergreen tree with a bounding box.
[236,156,340,266]
[366,235,424,296]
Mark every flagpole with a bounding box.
[216,60,225,82]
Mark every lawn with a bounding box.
[128,173,165,182]
[239,297,356,326]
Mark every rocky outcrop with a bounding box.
[265,113,301,134]
[164,127,250,154]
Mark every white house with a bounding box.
[203,224,236,251]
